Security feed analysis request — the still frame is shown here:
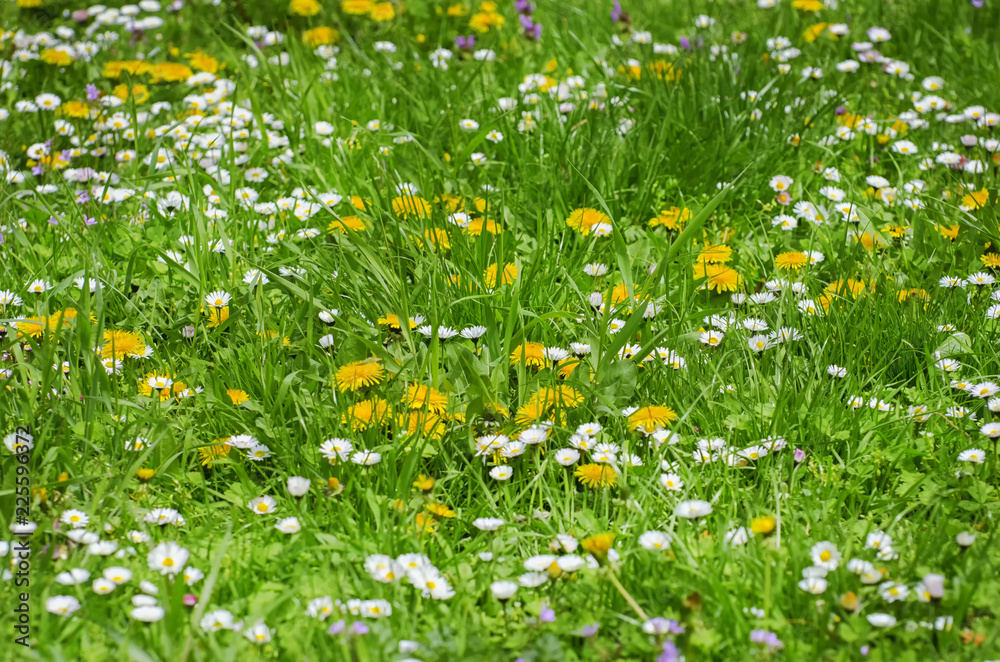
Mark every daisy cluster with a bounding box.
[2,0,1000,659]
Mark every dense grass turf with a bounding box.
[2,0,1000,659]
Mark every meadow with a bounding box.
[1,0,1000,659]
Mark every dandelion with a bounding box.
[575,463,617,488]
[335,360,385,391]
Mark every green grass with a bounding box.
[2,0,1000,660]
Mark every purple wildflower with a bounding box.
[540,607,556,623]
[679,36,691,50]
[455,34,476,50]
[514,0,532,13]
[327,620,346,635]
[657,641,681,662]
[32,166,44,176]
[86,84,99,101]
[750,629,784,650]
[351,622,369,635]
[574,623,600,637]
[520,16,542,40]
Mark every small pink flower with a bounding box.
[793,448,806,463]
[183,594,198,606]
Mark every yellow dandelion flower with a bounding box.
[59,100,91,118]
[565,208,609,236]
[422,227,451,251]
[342,398,391,431]
[648,206,690,230]
[413,512,437,534]
[207,306,230,328]
[557,358,584,379]
[412,474,435,491]
[581,532,616,559]
[397,411,447,440]
[435,193,464,212]
[341,0,374,14]
[575,464,618,489]
[484,262,517,289]
[304,26,340,47]
[391,195,432,219]
[102,329,147,360]
[509,342,547,367]
[198,441,231,466]
[149,62,193,83]
[335,360,385,392]
[697,243,733,264]
[185,51,219,74]
[328,215,367,234]
[290,0,321,15]
[112,84,150,104]
[775,251,809,271]
[803,23,828,42]
[648,60,682,82]
[468,10,505,32]
[898,288,929,303]
[628,406,678,434]
[693,263,742,293]
[465,218,503,236]
[15,308,78,340]
[369,1,395,21]
[750,516,776,535]
[961,188,990,211]
[531,385,583,409]
[825,279,867,299]
[935,224,959,241]
[404,384,448,413]
[41,49,74,66]
[425,503,456,519]
[515,401,549,426]
[981,253,1000,269]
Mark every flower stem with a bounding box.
[607,569,648,621]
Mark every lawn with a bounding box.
[1,0,1000,660]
